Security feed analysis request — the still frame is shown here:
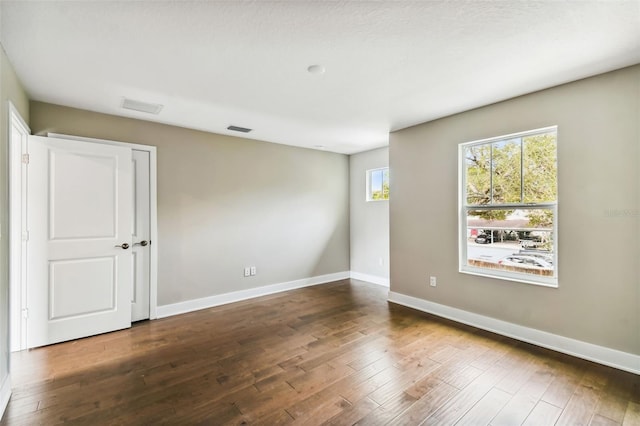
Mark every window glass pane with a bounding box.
[491,139,522,204]
[523,132,557,203]
[370,169,383,200]
[465,145,491,205]
[382,169,390,199]
[465,208,554,277]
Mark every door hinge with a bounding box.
[22,308,28,319]
[22,230,29,242]
[22,153,30,164]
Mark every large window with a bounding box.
[367,167,389,201]
[459,127,557,286]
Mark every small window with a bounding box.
[459,127,557,287]
[367,167,390,201]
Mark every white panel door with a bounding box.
[131,150,150,321]
[27,136,133,348]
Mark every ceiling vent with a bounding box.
[227,125,252,133]
[121,98,164,115]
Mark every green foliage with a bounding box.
[467,208,510,221]
[523,134,557,204]
[465,132,556,225]
[527,209,554,227]
[491,139,522,204]
[465,144,491,205]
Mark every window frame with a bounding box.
[366,167,390,202]
[458,126,558,287]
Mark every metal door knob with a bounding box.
[115,243,130,250]
[134,240,149,247]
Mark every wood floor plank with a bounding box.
[257,409,295,425]
[622,401,640,426]
[389,379,458,425]
[422,364,511,425]
[286,362,355,398]
[442,364,484,390]
[354,391,418,425]
[522,400,563,426]
[367,357,440,405]
[556,368,609,426]
[1,280,637,426]
[490,360,556,426]
[339,364,405,405]
[540,360,587,409]
[455,387,512,426]
[590,413,622,426]
[286,390,351,424]
[595,370,637,424]
[322,397,379,425]
[233,381,298,419]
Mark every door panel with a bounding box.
[27,135,133,348]
[131,150,150,321]
[49,152,117,239]
[49,257,116,319]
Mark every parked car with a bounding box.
[519,251,553,265]
[520,235,544,248]
[498,255,552,269]
[474,234,492,244]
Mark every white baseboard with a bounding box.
[388,291,640,375]
[0,374,11,419]
[350,272,390,287]
[157,271,350,318]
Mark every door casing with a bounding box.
[8,102,30,352]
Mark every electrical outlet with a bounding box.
[430,276,437,287]
[244,267,251,277]
[250,266,256,276]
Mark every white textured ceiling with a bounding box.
[2,1,639,154]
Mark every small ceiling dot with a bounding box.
[307,64,325,75]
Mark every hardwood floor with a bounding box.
[2,279,639,425]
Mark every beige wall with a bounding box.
[349,147,389,281]
[390,65,640,355]
[30,102,350,306]
[0,45,30,391]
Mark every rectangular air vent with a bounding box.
[121,98,164,115]
[227,125,252,133]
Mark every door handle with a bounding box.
[115,243,130,250]
[133,240,149,247]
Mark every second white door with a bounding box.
[131,149,150,321]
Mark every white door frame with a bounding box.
[48,133,158,321]
[8,102,30,352]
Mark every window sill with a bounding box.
[459,266,558,288]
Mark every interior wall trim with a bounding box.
[350,272,390,287]
[156,271,350,318]
[388,291,640,375]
